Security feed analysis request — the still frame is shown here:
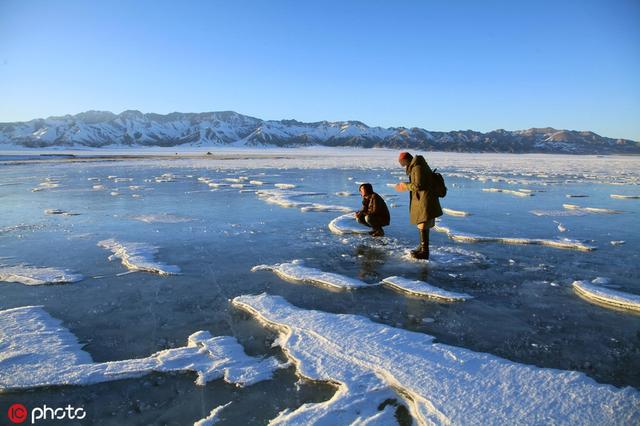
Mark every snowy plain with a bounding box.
[1,148,639,425]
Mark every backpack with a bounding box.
[430,168,447,198]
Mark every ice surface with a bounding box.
[194,402,232,426]
[130,214,193,223]
[0,306,283,391]
[0,265,83,285]
[442,207,471,217]
[98,239,181,275]
[573,280,640,312]
[252,260,373,290]
[381,276,473,301]
[328,213,371,235]
[434,222,595,251]
[232,293,640,425]
[255,189,326,210]
[563,204,624,214]
[482,188,533,197]
[610,194,640,199]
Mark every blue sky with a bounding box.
[1,0,639,140]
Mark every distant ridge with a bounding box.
[1,110,638,154]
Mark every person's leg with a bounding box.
[365,215,385,236]
[411,222,429,259]
[356,214,370,227]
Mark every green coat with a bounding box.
[405,155,443,225]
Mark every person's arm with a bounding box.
[355,197,368,217]
[406,165,427,192]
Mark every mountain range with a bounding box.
[1,110,638,154]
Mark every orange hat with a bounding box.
[398,152,411,162]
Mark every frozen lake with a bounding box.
[1,149,639,424]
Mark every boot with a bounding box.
[411,229,429,259]
[371,227,384,237]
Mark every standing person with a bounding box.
[354,183,390,237]
[394,152,443,259]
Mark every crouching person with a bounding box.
[355,183,390,237]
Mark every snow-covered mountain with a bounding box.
[1,110,638,154]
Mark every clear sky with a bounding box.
[1,0,639,140]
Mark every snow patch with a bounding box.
[572,280,640,312]
[434,222,595,251]
[381,276,472,301]
[251,260,373,290]
[0,265,83,285]
[328,213,370,235]
[482,188,533,197]
[562,204,624,214]
[98,239,180,275]
[610,194,640,199]
[194,402,232,426]
[0,306,283,391]
[442,207,471,217]
[232,294,640,425]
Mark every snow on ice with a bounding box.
[194,402,232,426]
[573,279,640,313]
[562,203,624,214]
[481,188,533,197]
[0,265,83,285]
[0,306,283,391]
[328,213,371,235]
[433,222,595,251]
[381,276,472,301]
[251,260,373,290]
[232,293,640,425]
[98,239,180,275]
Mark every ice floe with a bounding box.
[255,189,337,213]
[553,220,567,232]
[98,239,180,275]
[194,402,232,426]
[529,209,585,217]
[0,265,83,285]
[610,240,625,245]
[434,222,595,251]
[252,260,373,290]
[232,293,640,425]
[32,178,60,192]
[274,183,296,189]
[572,279,640,313]
[442,207,471,217]
[328,213,371,235]
[44,209,79,216]
[0,306,283,391]
[562,203,624,214]
[381,276,472,301]
[482,188,533,197]
[154,173,177,183]
[610,194,640,199]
